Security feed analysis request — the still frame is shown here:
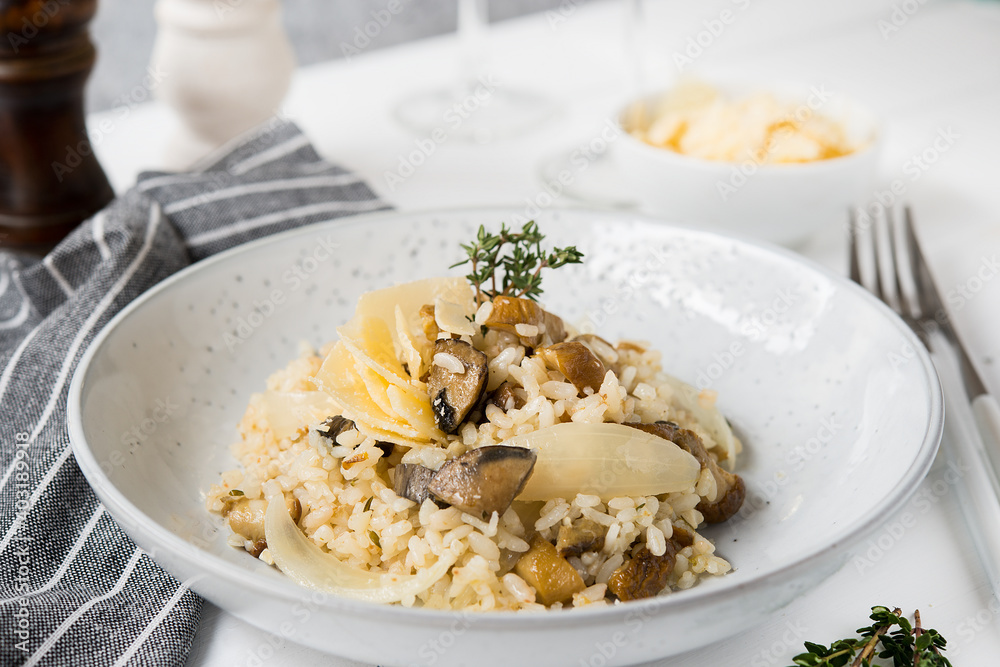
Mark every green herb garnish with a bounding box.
[789,606,951,666]
[363,496,373,512]
[451,221,584,306]
[369,530,381,548]
[229,489,244,496]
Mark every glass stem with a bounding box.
[458,0,489,93]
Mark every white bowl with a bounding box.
[613,81,882,246]
[68,208,941,666]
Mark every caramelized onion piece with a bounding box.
[513,536,585,605]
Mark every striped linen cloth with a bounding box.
[0,120,387,666]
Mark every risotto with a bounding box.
[206,270,746,611]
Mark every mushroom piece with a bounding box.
[628,421,746,523]
[317,415,356,442]
[513,535,585,605]
[538,341,608,396]
[428,445,537,516]
[224,496,301,558]
[393,463,437,505]
[481,296,567,347]
[488,381,525,412]
[427,339,489,433]
[607,544,679,601]
[555,518,606,558]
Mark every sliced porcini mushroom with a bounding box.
[607,544,678,601]
[428,445,537,516]
[513,535,585,605]
[556,518,605,558]
[393,463,437,505]
[427,339,488,433]
[488,381,525,412]
[317,415,356,442]
[481,295,566,347]
[224,496,301,558]
[538,341,608,396]
[628,421,746,523]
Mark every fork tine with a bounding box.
[848,208,862,284]
[903,206,936,319]
[871,208,889,303]
[885,207,913,319]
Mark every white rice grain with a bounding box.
[433,352,466,374]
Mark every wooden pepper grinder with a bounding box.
[0,0,114,252]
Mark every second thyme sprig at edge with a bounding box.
[450,221,584,306]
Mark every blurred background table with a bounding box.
[86,0,1000,664]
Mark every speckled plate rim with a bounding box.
[67,205,944,629]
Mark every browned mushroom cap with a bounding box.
[538,341,608,396]
[628,422,746,523]
[488,381,525,412]
[223,496,301,558]
[393,463,436,505]
[428,446,536,516]
[481,296,567,347]
[514,535,585,605]
[427,339,488,433]
[607,544,678,601]
[556,518,606,558]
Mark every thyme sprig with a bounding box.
[789,607,951,667]
[451,221,584,305]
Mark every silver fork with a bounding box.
[849,205,1000,599]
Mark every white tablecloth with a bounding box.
[88,1,1000,664]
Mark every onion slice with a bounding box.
[506,422,701,501]
[264,498,458,602]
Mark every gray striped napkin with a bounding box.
[0,120,387,666]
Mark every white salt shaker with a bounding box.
[149,0,296,168]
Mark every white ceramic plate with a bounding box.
[68,208,942,666]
